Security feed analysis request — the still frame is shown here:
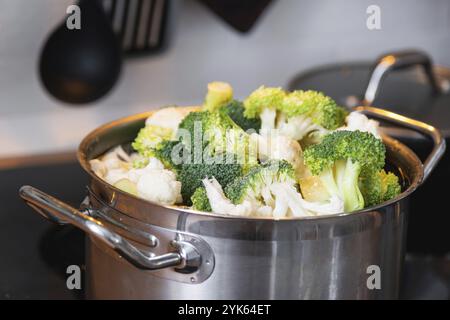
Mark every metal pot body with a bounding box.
[85,198,408,299]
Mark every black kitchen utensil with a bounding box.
[39,0,122,104]
[102,0,170,54]
[198,0,273,33]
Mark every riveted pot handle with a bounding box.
[355,106,446,182]
[19,185,186,270]
[363,50,441,106]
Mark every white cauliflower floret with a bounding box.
[339,111,380,138]
[201,177,273,217]
[202,177,255,216]
[251,132,306,178]
[276,113,328,141]
[91,152,182,205]
[270,182,344,217]
[270,183,309,218]
[145,107,190,134]
[259,108,328,141]
[126,158,181,205]
[128,158,163,183]
[104,145,132,162]
[89,159,107,178]
[137,168,181,205]
[89,146,132,184]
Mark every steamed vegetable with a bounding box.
[201,177,258,216]
[177,153,243,205]
[252,132,305,179]
[114,179,138,196]
[145,106,191,133]
[136,167,182,205]
[220,100,261,132]
[243,86,286,118]
[281,90,347,131]
[177,108,257,169]
[243,86,347,141]
[204,81,233,111]
[338,111,380,138]
[132,107,190,164]
[223,160,296,217]
[304,130,386,212]
[191,187,212,212]
[149,140,184,171]
[360,169,401,207]
[132,125,173,158]
[221,160,343,217]
[91,82,401,218]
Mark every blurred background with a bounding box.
[1,0,450,157]
[0,0,449,299]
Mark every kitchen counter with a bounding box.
[0,159,448,300]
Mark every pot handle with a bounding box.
[19,185,193,271]
[354,106,446,182]
[363,50,441,106]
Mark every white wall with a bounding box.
[0,0,449,157]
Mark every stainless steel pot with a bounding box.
[19,106,445,300]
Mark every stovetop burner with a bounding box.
[0,161,448,299]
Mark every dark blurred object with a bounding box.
[39,0,122,105]
[102,0,170,54]
[400,254,450,300]
[289,50,450,255]
[199,0,273,33]
[0,160,86,299]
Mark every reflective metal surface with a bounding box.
[355,106,446,181]
[363,51,443,106]
[19,185,215,283]
[20,106,445,299]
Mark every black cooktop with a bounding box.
[0,161,448,300]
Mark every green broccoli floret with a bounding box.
[177,109,234,151]
[132,124,173,157]
[225,160,296,205]
[177,109,256,166]
[303,130,386,212]
[243,86,286,119]
[281,90,347,130]
[360,170,401,207]
[151,140,185,171]
[177,154,243,205]
[220,100,261,132]
[243,87,347,141]
[191,187,212,212]
[204,82,233,112]
[132,137,185,171]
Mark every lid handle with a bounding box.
[363,50,441,105]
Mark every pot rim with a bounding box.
[77,107,424,222]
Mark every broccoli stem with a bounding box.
[204,82,233,111]
[340,159,364,212]
[319,168,339,197]
[319,159,364,212]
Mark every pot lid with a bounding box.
[288,50,450,135]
